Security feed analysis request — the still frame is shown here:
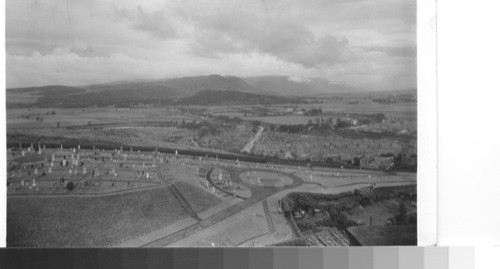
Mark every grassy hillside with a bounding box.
[7,186,189,247]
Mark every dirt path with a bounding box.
[140,167,305,247]
[263,199,275,233]
[241,126,264,153]
[169,184,202,221]
[235,198,276,246]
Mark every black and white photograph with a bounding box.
[5,0,417,247]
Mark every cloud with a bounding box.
[117,6,179,40]
[5,0,417,91]
[189,9,351,68]
[364,45,416,58]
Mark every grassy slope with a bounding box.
[174,181,223,213]
[7,186,188,247]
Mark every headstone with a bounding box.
[32,179,36,187]
[48,167,52,174]
[22,151,25,156]
[21,180,24,186]
[34,168,38,174]
[175,150,178,155]
[83,167,86,174]
[310,175,313,181]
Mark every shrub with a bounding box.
[327,207,356,230]
[66,182,75,192]
[395,203,407,225]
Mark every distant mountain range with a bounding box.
[6,75,363,107]
[243,76,359,96]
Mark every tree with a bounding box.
[395,203,407,225]
[327,117,334,126]
[374,113,386,123]
[66,182,75,192]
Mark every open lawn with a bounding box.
[7,186,188,247]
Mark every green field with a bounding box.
[7,186,189,247]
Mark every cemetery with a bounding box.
[6,140,416,247]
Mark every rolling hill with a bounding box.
[7,75,305,107]
[176,89,301,106]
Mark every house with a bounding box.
[359,155,372,169]
[360,155,395,170]
[325,154,342,164]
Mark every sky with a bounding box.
[6,0,416,91]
